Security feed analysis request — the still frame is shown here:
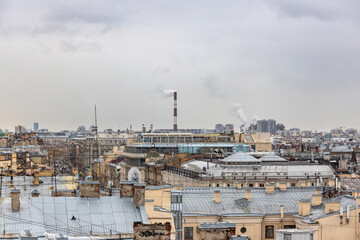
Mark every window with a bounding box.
[216,184,219,187]
[184,227,193,240]
[241,227,247,233]
[291,183,296,187]
[265,225,274,238]
[260,183,264,187]
[228,184,231,187]
[284,225,296,229]
[249,183,254,187]
[284,234,291,240]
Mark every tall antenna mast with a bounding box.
[94,105,101,159]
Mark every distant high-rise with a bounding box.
[268,119,277,135]
[15,125,26,134]
[225,124,234,134]
[215,124,225,133]
[257,120,268,133]
[33,122,39,131]
[257,119,277,135]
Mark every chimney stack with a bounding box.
[120,181,135,197]
[10,188,20,211]
[266,183,275,194]
[280,205,284,219]
[79,181,100,197]
[31,190,40,197]
[142,124,146,133]
[245,189,252,202]
[279,182,287,191]
[325,200,340,214]
[299,199,311,216]
[214,190,221,203]
[173,92,177,132]
[312,194,322,206]
[33,171,39,186]
[134,183,145,207]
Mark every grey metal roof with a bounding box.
[220,152,260,163]
[300,195,357,222]
[0,196,148,237]
[205,163,335,178]
[146,185,171,190]
[259,153,287,162]
[198,222,235,229]
[182,187,319,216]
[340,178,360,190]
[0,176,77,198]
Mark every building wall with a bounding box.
[182,214,298,240]
[145,188,176,239]
[296,208,360,240]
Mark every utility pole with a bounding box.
[0,167,3,197]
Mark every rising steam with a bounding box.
[233,104,260,131]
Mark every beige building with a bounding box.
[145,185,177,239]
[240,132,272,152]
[167,185,360,240]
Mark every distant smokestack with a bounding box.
[150,124,153,132]
[173,92,177,132]
[142,124,145,133]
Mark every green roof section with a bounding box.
[0,129,8,138]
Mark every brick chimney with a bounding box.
[33,171,39,186]
[79,181,100,197]
[265,183,275,194]
[120,181,135,197]
[214,190,220,203]
[31,190,40,197]
[245,189,252,202]
[279,182,287,191]
[134,183,145,207]
[10,188,20,211]
[325,200,340,214]
[312,194,322,207]
[299,199,311,216]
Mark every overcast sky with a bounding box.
[1,0,360,132]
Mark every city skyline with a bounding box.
[1,1,360,131]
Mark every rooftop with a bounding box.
[182,187,320,217]
[0,196,148,237]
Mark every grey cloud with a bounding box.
[59,40,102,52]
[1,1,124,35]
[267,0,360,21]
[202,73,226,99]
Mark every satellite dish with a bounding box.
[128,167,141,182]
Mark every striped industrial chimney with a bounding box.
[173,92,177,132]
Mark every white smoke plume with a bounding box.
[235,104,247,124]
[156,85,176,98]
[233,104,260,132]
[161,89,176,98]
[250,114,260,124]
